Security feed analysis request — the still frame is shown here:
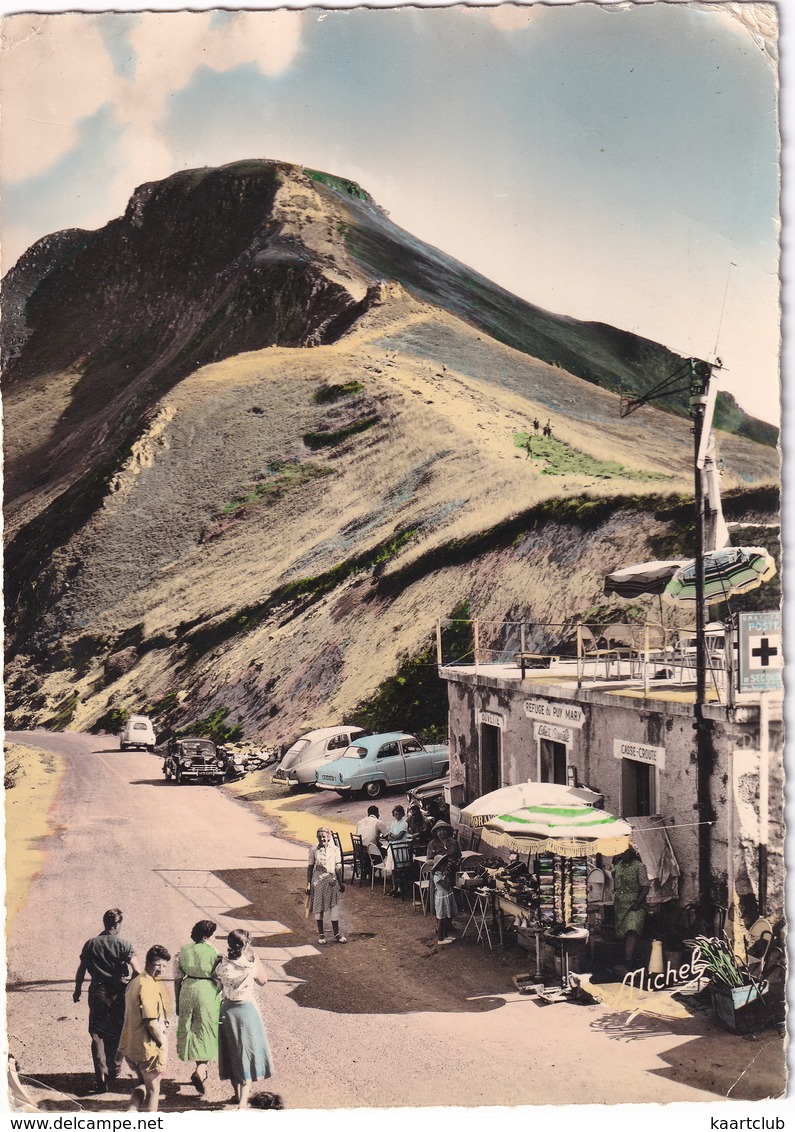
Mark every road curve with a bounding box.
[6,730,723,1111]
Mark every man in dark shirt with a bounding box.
[74,909,142,1093]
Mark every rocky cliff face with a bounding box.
[2,160,780,738]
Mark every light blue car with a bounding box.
[314,732,449,799]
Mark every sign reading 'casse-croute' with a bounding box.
[613,739,666,770]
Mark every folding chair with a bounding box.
[413,859,434,914]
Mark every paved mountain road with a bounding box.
[6,731,728,1110]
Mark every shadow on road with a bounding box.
[216,866,516,1016]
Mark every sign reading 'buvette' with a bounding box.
[523,699,585,728]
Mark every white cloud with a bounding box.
[0,14,116,181]
[1,10,305,190]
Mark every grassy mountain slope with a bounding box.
[2,160,779,736]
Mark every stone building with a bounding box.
[440,654,784,936]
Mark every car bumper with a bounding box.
[180,769,225,779]
[271,772,296,785]
[315,782,350,791]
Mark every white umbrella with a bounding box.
[460,781,603,828]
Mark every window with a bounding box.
[327,734,348,750]
[377,742,399,759]
[621,759,655,817]
[539,739,567,785]
[401,740,422,754]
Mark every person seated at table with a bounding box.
[384,806,411,897]
[431,854,459,945]
[356,806,390,859]
[425,795,451,825]
[407,803,431,850]
[425,820,461,867]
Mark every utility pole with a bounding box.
[689,359,717,914]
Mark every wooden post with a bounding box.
[436,619,443,666]
[758,692,770,916]
[473,619,480,672]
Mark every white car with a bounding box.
[119,714,156,751]
[272,726,367,787]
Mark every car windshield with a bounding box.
[180,740,215,755]
[132,723,148,731]
[329,744,367,762]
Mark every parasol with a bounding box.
[662,546,776,606]
[481,803,632,858]
[459,781,603,828]
[604,559,688,599]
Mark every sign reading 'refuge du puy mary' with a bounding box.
[523,699,585,728]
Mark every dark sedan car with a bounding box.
[162,738,227,784]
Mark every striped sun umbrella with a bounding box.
[459,781,602,828]
[481,803,632,858]
[663,546,776,606]
[604,558,688,598]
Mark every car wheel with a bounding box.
[363,780,384,799]
[120,742,127,751]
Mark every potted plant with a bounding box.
[695,936,769,1033]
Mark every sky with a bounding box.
[0,1,782,426]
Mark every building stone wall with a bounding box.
[442,668,784,924]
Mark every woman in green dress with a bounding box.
[175,920,221,1094]
[613,847,649,968]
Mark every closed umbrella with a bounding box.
[481,803,631,858]
[459,781,603,828]
[663,546,776,606]
[604,559,687,599]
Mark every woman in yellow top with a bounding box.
[119,944,172,1113]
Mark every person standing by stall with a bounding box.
[431,854,458,945]
[613,846,649,969]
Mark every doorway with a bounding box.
[539,739,568,785]
[621,759,656,816]
[481,723,501,794]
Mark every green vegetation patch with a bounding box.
[513,432,669,481]
[349,602,473,742]
[306,169,370,200]
[45,693,79,731]
[313,381,364,404]
[303,415,379,450]
[91,706,129,735]
[181,526,418,663]
[222,460,331,516]
[178,706,243,744]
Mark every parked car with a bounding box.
[120,714,156,751]
[271,726,368,788]
[163,738,227,784]
[314,732,449,798]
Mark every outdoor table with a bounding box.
[497,894,541,974]
[456,886,499,950]
[543,928,589,988]
[515,653,559,678]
